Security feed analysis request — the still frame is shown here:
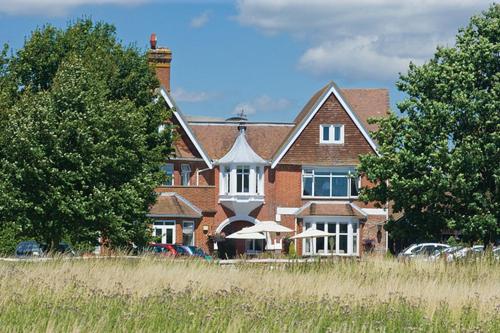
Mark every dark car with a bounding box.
[16,240,76,257]
[15,241,45,257]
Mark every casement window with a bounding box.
[303,220,359,256]
[160,164,174,186]
[236,165,250,193]
[320,124,344,144]
[181,164,191,186]
[182,221,195,246]
[302,167,359,198]
[153,220,175,244]
[220,165,264,195]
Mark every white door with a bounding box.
[153,221,175,244]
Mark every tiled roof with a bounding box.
[179,82,389,161]
[148,193,202,218]
[189,124,293,160]
[296,202,367,219]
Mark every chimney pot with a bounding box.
[150,33,157,49]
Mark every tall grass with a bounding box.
[0,257,498,332]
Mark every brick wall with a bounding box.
[281,93,375,165]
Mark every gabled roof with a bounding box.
[190,123,293,160]
[160,88,213,169]
[148,192,203,218]
[271,81,384,168]
[295,201,367,220]
[216,128,268,164]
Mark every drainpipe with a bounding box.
[196,167,211,186]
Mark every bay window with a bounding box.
[220,164,264,196]
[303,220,359,256]
[302,167,359,198]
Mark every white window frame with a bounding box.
[182,221,195,246]
[320,124,344,144]
[302,218,359,256]
[153,220,176,244]
[181,164,191,186]
[161,164,174,186]
[220,164,265,196]
[302,167,360,199]
[236,165,250,193]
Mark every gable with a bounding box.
[278,92,377,166]
[171,116,203,159]
[271,82,384,168]
[160,88,213,168]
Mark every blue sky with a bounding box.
[0,0,491,122]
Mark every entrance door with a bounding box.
[153,221,175,244]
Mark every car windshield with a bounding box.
[401,244,416,254]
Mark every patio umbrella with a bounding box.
[239,221,293,234]
[290,228,335,255]
[226,228,266,240]
[290,228,335,239]
[239,221,293,250]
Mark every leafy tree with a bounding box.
[359,5,499,246]
[0,20,173,249]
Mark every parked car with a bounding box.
[182,245,213,261]
[146,243,178,256]
[398,243,450,259]
[493,247,500,259]
[15,240,45,257]
[15,240,75,257]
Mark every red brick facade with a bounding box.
[151,83,390,257]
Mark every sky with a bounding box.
[0,0,492,122]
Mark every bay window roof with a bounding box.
[216,127,268,165]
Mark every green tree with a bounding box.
[359,5,499,246]
[0,20,173,249]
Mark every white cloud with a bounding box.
[190,11,211,28]
[0,0,149,16]
[233,95,292,115]
[236,0,491,81]
[171,87,215,103]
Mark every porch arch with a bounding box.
[215,215,260,234]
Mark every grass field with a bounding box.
[0,256,499,332]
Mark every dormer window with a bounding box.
[320,124,344,144]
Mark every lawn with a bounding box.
[0,256,499,332]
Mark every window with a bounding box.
[160,164,174,186]
[181,164,191,186]
[303,220,359,256]
[245,239,264,253]
[236,166,250,193]
[320,124,344,144]
[153,220,175,244]
[302,167,359,198]
[182,221,195,246]
[224,166,231,194]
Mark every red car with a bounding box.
[147,243,189,257]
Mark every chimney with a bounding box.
[147,33,172,92]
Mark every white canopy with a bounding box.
[290,228,335,239]
[239,221,293,234]
[226,227,266,240]
[217,128,267,165]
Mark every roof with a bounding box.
[295,202,367,220]
[167,82,389,164]
[190,123,293,160]
[271,81,386,168]
[148,192,202,218]
[217,128,268,164]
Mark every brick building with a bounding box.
[148,38,391,258]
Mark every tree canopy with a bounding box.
[0,20,173,250]
[359,4,499,245]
